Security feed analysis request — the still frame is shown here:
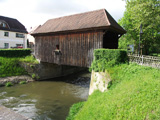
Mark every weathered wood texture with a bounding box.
[35,31,104,67]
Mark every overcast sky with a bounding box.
[0,0,126,31]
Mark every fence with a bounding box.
[128,54,160,68]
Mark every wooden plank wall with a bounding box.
[34,31,103,68]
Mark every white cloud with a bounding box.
[33,0,89,16]
[75,0,126,20]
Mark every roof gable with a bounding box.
[33,9,126,35]
[0,16,27,33]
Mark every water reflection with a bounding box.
[0,74,90,120]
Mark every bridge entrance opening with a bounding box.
[103,31,118,49]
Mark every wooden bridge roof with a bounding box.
[32,9,126,35]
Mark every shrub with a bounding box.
[5,82,13,87]
[90,49,128,72]
[0,57,27,77]
[19,81,27,84]
[32,74,36,79]
[20,55,39,64]
[31,74,40,80]
[0,49,31,57]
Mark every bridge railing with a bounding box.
[128,54,160,68]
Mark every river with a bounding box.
[0,72,90,120]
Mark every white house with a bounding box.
[0,16,28,49]
[27,25,41,44]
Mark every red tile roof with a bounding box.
[32,9,126,35]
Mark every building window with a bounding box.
[2,23,6,27]
[54,44,62,55]
[0,21,9,28]
[56,45,59,50]
[4,43,9,49]
[4,32,9,37]
[16,33,24,38]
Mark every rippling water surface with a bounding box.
[0,74,90,120]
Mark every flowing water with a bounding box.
[0,73,90,120]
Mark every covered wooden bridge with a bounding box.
[32,9,126,68]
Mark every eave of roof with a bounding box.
[32,9,126,36]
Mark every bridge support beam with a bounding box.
[22,62,86,80]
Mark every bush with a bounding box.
[19,81,27,84]
[32,74,36,79]
[0,55,38,78]
[20,55,39,64]
[5,82,13,87]
[0,49,31,57]
[0,57,27,77]
[90,49,128,72]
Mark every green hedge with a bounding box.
[90,49,128,72]
[0,49,31,57]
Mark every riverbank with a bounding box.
[67,63,160,120]
[0,75,34,87]
[0,55,37,86]
[0,55,38,78]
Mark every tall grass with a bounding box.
[19,55,39,64]
[0,57,27,77]
[0,55,38,77]
[67,64,160,120]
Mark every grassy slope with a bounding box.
[67,64,160,120]
[0,55,38,77]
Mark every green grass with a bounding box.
[0,57,27,77]
[68,64,160,120]
[0,55,38,77]
[66,102,84,120]
[19,55,39,64]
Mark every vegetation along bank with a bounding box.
[67,49,160,120]
[0,49,38,86]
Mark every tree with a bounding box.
[27,39,29,48]
[119,0,160,55]
[118,10,138,50]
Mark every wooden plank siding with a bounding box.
[34,31,103,68]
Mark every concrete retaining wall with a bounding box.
[89,70,111,95]
[21,62,86,80]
